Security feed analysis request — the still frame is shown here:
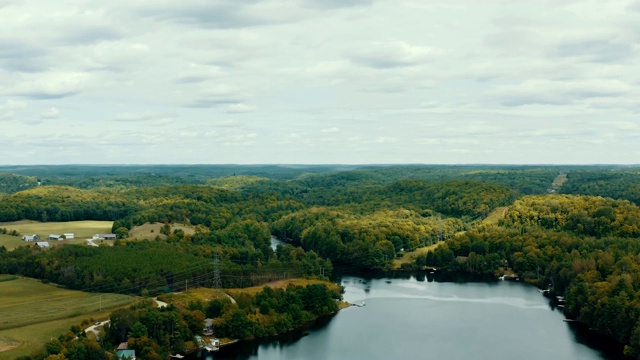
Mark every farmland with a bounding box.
[128,222,196,241]
[0,220,113,250]
[0,234,23,251]
[0,276,133,359]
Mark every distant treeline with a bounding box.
[0,240,331,294]
[560,170,640,205]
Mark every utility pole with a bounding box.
[100,295,102,311]
[185,279,188,292]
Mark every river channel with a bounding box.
[191,271,626,360]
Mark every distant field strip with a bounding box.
[0,220,113,239]
[552,173,568,189]
[0,278,132,331]
[393,243,443,269]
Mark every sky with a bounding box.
[1,0,639,165]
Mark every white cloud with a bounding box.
[0,100,27,121]
[1,72,91,99]
[40,107,60,119]
[225,103,256,113]
[113,112,174,123]
[0,0,639,164]
[347,41,442,69]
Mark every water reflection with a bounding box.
[190,272,626,360]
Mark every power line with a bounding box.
[213,252,221,289]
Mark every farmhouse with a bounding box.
[35,241,50,249]
[93,234,117,240]
[48,234,63,241]
[22,234,40,242]
[64,233,75,239]
[204,318,214,335]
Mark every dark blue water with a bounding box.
[192,274,626,360]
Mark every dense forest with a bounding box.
[3,165,640,359]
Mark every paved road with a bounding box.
[84,320,110,336]
[154,298,168,308]
[226,294,236,304]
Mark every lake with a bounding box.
[191,273,626,360]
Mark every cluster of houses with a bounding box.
[20,232,116,250]
[22,233,75,242]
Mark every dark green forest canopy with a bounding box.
[560,169,640,205]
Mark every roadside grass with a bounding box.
[0,277,134,359]
[393,243,443,269]
[0,220,113,249]
[0,234,23,251]
[128,222,196,241]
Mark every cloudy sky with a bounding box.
[1,0,639,165]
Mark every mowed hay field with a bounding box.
[0,276,134,359]
[128,222,196,240]
[392,242,443,269]
[0,234,23,250]
[0,220,113,249]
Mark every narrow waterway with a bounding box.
[191,273,626,360]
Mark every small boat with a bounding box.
[204,338,220,352]
[170,355,184,359]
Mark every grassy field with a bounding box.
[0,220,113,239]
[0,277,134,359]
[128,222,196,241]
[157,288,229,309]
[226,278,344,298]
[392,242,443,269]
[482,206,508,225]
[552,173,568,190]
[0,221,113,250]
[0,234,23,251]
